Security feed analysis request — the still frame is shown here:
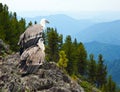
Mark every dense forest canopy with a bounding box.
[0,3,26,51]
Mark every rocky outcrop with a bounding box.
[0,53,84,92]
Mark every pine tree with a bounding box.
[28,21,32,27]
[96,54,107,88]
[88,54,96,84]
[62,35,75,75]
[57,50,68,70]
[45,28,62,62]
[73,38,78,47]
[0,4,9,42]
[58,34,63,51]
[0,3,3,12]
[102,75,116,92]
[76,42,87,76]
[0,3,26,51]
[107,75,116,92]
[72,38,79,75]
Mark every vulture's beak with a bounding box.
[45,20,50,24]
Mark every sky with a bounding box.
[1,0,120,19]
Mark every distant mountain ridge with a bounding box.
[107,59,120,86]
[84,41,120,61]
[76,20,120,45]
[21,14,120,45]
[20,14,96,38]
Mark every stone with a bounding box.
[0,53,84,92]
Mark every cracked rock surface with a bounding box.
[0,53,84,92]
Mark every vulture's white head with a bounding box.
[40,18,49,30]
[37,38,45,52]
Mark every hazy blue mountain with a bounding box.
[21,14,96,38]
[84,41,120,61]
[76,20,120,45]
[107,59,120,87]
[23,15,120,45]
[84,41,120,86]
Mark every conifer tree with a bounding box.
[45,28,62,62]
[88,54,96,84]
[96,54,107,88]
[72,38,79,75]
[58,34,63,51]
[107,75,116,92]
[0,4,9,41]
[28,21,32,27]
[102,75,116,92]
[0,3,3,12]
[0,3,26,51]
[76,42,87,75]
[62,35,75,75]
[73,38,78,47]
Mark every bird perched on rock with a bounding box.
[18,18,49,55]
[18,38,45,74]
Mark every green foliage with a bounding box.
[71,74,78,81]
[96,54,107,88]
[116,87,120,92]
[76,42,87,75]
[45,28,62,62]
[107,75,116,92]
[0,3,26,51]
[57,50,68,69]
[88,54,96,84]
[62,35,75,75]
[28,21,32,27]
[80,81,101,92]
[80,81,93,92]
[102,75,117,92]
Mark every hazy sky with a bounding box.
[1,0,120,19]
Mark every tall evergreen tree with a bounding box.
[76,42,87,76]
[88,54,96,84]
[107,75,116,92]
[72,38,79,75]
[102,75,116,92]
[0,4,9,41]
[28,21,32,27]
[0,3,26,51]
[73,38,78,47]
[62,35,75,75]
[58,34,63,51]
[45,28,62,62]
[96,54,107,88]
[0,3,3,12]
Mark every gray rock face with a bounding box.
[0,53,84,92]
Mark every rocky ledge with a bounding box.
[0,53,84,92]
